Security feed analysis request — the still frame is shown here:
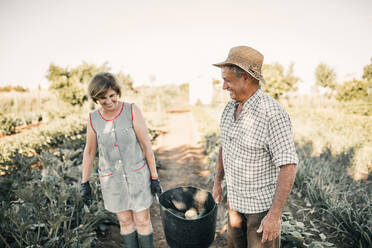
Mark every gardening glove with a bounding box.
[81,181,92,206]
[150,179,162,196]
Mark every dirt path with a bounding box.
[97,111,227,247]
[151,111,220,247]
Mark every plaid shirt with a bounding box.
[220,88,298,213]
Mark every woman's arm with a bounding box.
[81,117,97,183]
[132,104,158,179]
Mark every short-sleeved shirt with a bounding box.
[220,87,298,213]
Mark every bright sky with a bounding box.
[1,0,371,94]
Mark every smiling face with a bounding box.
[221,66,250,103]
[97,88,119,112]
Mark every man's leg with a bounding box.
[246,211,280,248]
[227,204,247,248]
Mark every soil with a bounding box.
[97,111,228,247]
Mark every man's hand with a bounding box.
[151,178,162,196]
[81,181,92,206]
[212,181,223,204]
[257,211,281,243]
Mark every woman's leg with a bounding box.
[133,209,152,235]
[117,210,136,234]
[133,209,154,248]
[117,210,138,248]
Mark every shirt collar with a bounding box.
[233,87,263,112]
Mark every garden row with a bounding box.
[0,110,161,247]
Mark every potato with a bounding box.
[185,208,198,220]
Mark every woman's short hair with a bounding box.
[88,72,121,103]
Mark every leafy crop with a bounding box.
[0,141,117,247]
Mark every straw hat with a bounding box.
[213,46,266,84]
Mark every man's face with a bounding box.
[221,67,248,103]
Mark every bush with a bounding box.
[0,115,22,136]
[336,79,368,101]
[261,62,300,100]
[47,62,110,106]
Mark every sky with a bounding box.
[1,0,371,94]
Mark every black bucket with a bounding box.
[158,186,217,248]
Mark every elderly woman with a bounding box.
[80,72,162,248]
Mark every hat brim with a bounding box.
[212,61,231,68]
[212,62,266,84]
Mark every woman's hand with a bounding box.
[81,181,92,206]
[150,179,162,196]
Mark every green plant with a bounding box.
[336,79,368,101]
[0,112,86,172]
[324,200,372,248]
[0,115,22,136]
[0,147,116,247]
[294,142,372,247]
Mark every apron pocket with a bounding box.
[132,161,147,172]
[128,161,150,187]
[98,169,115,192]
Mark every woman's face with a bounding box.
[97,88,119,112]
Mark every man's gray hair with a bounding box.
[226,65,245,78]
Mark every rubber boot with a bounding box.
[137,232,154,248]
[121,231,139,248]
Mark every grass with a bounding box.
[288,99,372,180]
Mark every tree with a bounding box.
[261,62,300,100]
[47,62,110,106]
[336,79,368,101]
[116,71,135,92]
[315,63,337,91]
[46,62,135,106]
[179,83,189,95]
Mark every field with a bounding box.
[0,86,371,247]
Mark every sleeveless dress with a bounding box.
[89,102,153,213]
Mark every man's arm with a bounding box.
[257,163,297,242]
[269,163,297,217]
[212,146,225,203]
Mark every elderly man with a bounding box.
[212,46,298,248]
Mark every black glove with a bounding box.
[81,181,92,206]
[150,179,162,196]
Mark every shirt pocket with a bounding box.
[239,132,265,151]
